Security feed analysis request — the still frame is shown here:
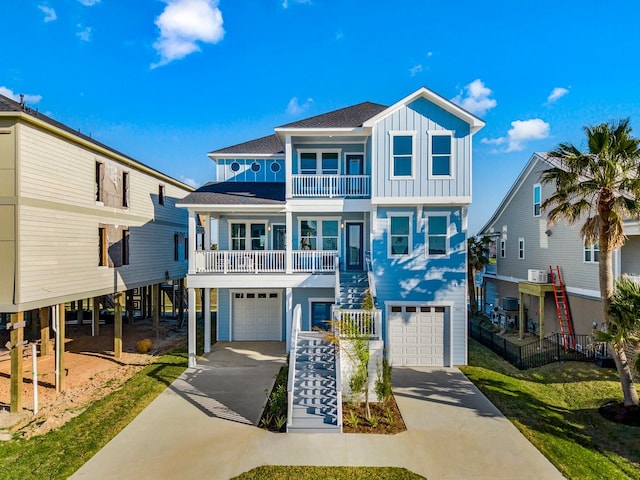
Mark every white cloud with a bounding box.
[282,0,311,8]
[180,176,199,188]
[451,79,497,116]
[546,87,569,104]
[76,24,92,41]
[0,86,42,105]
[426,51,433,57]
[152,0,224,68]
[482,118,550,152]
[78,0,100,5]
[38,5,57,22]
[286,97,313,115]
[409,64,423,77]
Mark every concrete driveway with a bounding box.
[72,345,563,480]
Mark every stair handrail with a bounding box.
[365,251,377,303]
[334,261,341,305]
[286,304,302,430]
[334,338,343,431]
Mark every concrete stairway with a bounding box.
[288,331,341,433]
[338,271,369,309]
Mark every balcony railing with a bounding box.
[331,306,382,340]
[291,174,370,198]
[194,250,338,274]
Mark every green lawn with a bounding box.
[461,338,640,480]
[0,349,188,480]
[233,466,425,479]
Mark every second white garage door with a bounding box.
[388,305,446,366]
[232,290,282,341]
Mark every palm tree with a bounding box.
[541,118,640,406]
[467,235,491,316]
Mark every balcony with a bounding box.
[194,250,338,274]
[291,174,370,198]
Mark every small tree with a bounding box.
[467,236,491,316]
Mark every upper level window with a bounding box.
[500,239,506,258]
[122,229,130,266]
[390,132,414,178]
[159,185,165,206]
[533,184,541,217]
[426,215,448,256]
[388,214,412,256]
[251,162,261,173]
[231,222,266,251]
[584,241,599,263]
[270,162,281,173]
[518,238,525,259]
[429,132,453,177]
[299,219,339,251]
[95,161,104,202]
[299,151,339,175]
[230,161,241,172]
[122,171,129,208]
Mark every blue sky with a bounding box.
[2,0,640,234]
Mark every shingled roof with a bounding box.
[209,134,284,155]
[179,182,285,205]
[0,93,193,190]
[277,102,388,129]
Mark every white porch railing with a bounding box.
[291,250,338,273]
[286,304,301,432]
[292,175,370,198]
[194,250,338,274]
[331,307,382,340]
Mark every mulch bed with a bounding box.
[342,395,406,434]
[599,401,640,427]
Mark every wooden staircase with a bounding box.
[549,266,576,350]
[287,331,341,433]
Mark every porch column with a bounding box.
[285,210,293,274]
[284,135,292,199]
[204,214,211,251]
[114,292,123,359]
[152,283,160,339]
[56,304,66,392]
[188,211,197,274]
[92,296,101,337]
[285,287,293,352]
[188,287,197,367]
[39,306,50,356]
[9,312,24,413]
[204,287,211,353]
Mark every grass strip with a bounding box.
[0,349,188,479]
[233,466,425,479]
[461,338,640,480]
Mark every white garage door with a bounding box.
[388,305,446,366]
[232,290,282,341]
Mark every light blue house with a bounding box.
[178,87,485,371]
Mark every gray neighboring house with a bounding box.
[478,152,640,337]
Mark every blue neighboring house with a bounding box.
[178,87,485,368]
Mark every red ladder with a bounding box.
[549,266,576,350]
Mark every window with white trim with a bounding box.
[518,238,525,259]
[584,241,599,263]
[533,184,541,217]
[426,215,448,256]
[429,132,453,177]
[231,222,266,251]
[298,150,340,174]
[388,214,412,256]
[299,219,340,251]
[390,132,414,178]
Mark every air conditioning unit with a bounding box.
[528,269,548,283]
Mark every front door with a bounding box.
[345,222,363,270]
[311,302,333,330]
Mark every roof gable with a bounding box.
[363,87,485,134]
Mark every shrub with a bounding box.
[135,338,153,354]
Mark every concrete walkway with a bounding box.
[72,343,564,480]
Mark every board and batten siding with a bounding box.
[371,205,467,365]
[4,121,191,312]
[484,156,600,294]
[371,98,472,200]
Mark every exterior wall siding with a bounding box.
[371,98,471,199]
[484,157,600,293]
[216,158,285,183]
[372,205,467,365]
[1,120,191,312]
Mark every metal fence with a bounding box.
[469,322,597,370]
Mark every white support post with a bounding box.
[188,210,197,274]
[204,214,211,251]
[204,287,211,354]
[285,135,292,200]
[188,287,197,367]
[285,287,293,352]
[285,210,293,274]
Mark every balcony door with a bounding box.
[272,224,286,250]
[345,222,363,270]
[346,154,363,175]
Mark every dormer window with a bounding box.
[390,131,415,178]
